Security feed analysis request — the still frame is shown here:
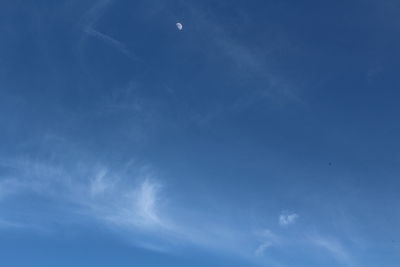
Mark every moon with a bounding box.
[176,22,183,31]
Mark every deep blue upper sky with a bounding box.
[1,0,400,266]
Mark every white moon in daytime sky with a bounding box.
[176,22,183,31]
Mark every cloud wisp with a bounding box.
[254,229,281,257]
[308,234,352,265]
[79,0,136,60]
[84,28,134,59]
[279,211,299,226]
[0,157,265,260]
[0,156,360,266]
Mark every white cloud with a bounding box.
[254,229,280,256]
[0,157,267,261]
[309,235,350,264]
[101,177,171,233]
[255,242,272,256]
[279,212,299,226]
[134,179,162,225]
[0,156,358,267]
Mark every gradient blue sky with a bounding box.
[1,0,400,266]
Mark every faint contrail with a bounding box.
[85,27,134,59]
[80,0,136,60]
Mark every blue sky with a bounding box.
[1,0,400,266]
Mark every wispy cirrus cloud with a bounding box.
[79,0,136,59]
[84,28,134,59]
[308,234,351,265]
[134,179,163,226]
[0,154,360,266]
[0,156,263,261]
[254,229,281,257]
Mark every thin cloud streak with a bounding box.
[85,28,134,58]
[254,229,281,257]
[79,0,136,60]
[309,235,352,265]
[82,0,113,28]
[174,2,306,126]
